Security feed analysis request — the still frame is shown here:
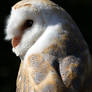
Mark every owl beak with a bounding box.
[12,36,21,48]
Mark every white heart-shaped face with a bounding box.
[5,0,62,59]
[5,4,47,58]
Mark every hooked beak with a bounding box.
[12,36,21,48]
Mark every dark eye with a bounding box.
[21,20,33,31]
[25,20,33,28]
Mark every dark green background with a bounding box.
[0,0,92,92]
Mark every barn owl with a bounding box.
[5,0,92,92]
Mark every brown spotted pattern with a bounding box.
[16,54,64,92]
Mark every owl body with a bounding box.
[5,0,92,92]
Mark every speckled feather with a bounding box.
[17,54,64,92]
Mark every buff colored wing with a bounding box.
[16,54,65,92]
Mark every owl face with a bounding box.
[5,0,62,59]
[5,3,47,58]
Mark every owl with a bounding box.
[5,0,92,92]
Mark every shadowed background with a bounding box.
[0,0,92,92]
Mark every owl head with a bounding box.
[5,0,63,59]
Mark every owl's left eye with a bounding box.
[25,20,33,28]
[21,20,33,31]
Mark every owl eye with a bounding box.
[22,20,33,30]
[25,20,33,28]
